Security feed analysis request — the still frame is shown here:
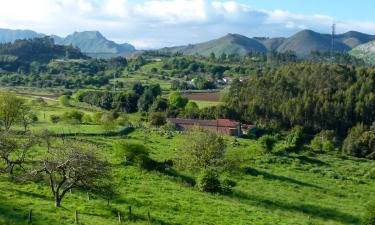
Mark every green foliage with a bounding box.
[178,128,226,171]
[226,63,375,136]
[343,124,375,159]
[363,203,375,225]
[61,110,84,124]
[114,141,151,168]
[58,95,70,106]
[0,91,24,130]
[169,92,188,109]
[50,115,60,123]
[197,169,221,193]
[149,112,167,127]
[258,135,278,153]
[220,178,236,194]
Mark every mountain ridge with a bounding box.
[0,29,135,58]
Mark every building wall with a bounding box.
[174,123,238,136]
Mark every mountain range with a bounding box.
[0,28,135,58]
[1,28,375,60]
[164,30,375,57]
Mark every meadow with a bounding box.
[0,95,374,225]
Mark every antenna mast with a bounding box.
[331,23,336,58]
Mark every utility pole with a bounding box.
[113,72,117,93]
[331,23,336,59]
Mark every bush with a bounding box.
[59,95,70,106]
[92,112,103,124]
[220,178,236,194]
[82,114,92,124]
[310,130,337,152]
[258,135,278,152]
[114,141,151,168]
[363,203,375,225]
[197,169,221,193]
[62,110,84,124]
[149,112,166,126]
[50,115,60,123]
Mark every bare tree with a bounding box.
[32,139,111,207]
[0,133,33,174]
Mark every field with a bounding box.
[0,93,374,225]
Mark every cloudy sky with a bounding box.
[0,0,375,49]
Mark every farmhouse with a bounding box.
[168,118,252,136]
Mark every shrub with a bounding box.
[59,95,70,106]
[177,128,226,171]
[197,169,221,193]
[258,135,278,152]
[310,130,337,152]
[82,114,92,124]
[62,110,84,124]
[220,178,236,194]
[114,141,151,168]
[363,203,375,225]
[149,112,166,126]
[92,112,103,124]
[50,115,60,123]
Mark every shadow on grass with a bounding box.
[230,190,360,224]
[146,160,196,187]
[0,197,27,224]
[288,155,330,166]
[243,167,322,189]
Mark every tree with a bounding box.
[59,95,70,106]
[0,133,33,174]
[197,169,221,193]
[18,104,37,133]
[149,112,166,126]
[0,91,23,130]
[169,92,188,109]
[32,139,111,207]
[258,135,278,153]
[177,128,226,171]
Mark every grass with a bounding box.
[0,93,374,225]
[192,100,221,109]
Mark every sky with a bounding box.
[0,0,375,49]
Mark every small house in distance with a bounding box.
[168,118,253,136]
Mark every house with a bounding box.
[168,118,252,136]
[222,76,233,84]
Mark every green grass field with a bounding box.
[0,95,374,225]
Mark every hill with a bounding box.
[164,30,375,58]
[0,37,87,72]
[0,28,44,43]
[276,30,350,57]
[350,40,375,64]
[0,28,136,58]
[164,33,267,56]
[54,31,135,58]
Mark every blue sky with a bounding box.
[0,0,374,48]
[244,0,375,21]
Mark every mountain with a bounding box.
[0,29,135,58]
[164,30,375,58]
[0,28,44,43]
[276,30,350,57]
[336,31,375,49]
[54,31,135,57]
[350,40,375,64]
[164,33,267,56]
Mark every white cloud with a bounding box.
[0,0,374,48]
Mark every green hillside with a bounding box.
[0,95,374,225]
[350,40,375,64]
[165,33,267,57]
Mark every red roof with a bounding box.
[168,118,239,128]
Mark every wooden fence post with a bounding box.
[28,209,32,224]
[118,211,122,223]
[147,211,151,224]
[75,210,78,224]
[128,206,132,220]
